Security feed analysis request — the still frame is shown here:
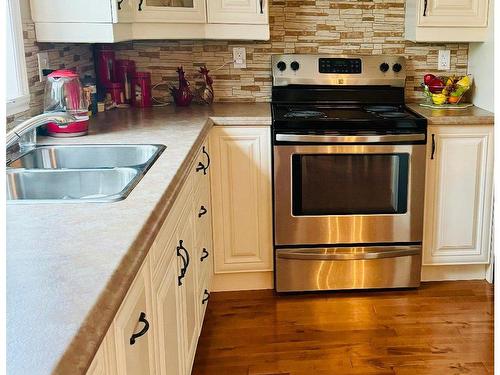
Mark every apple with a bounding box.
[428,77,445,94]
[424,74,436,86]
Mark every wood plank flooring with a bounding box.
[192,281,493,375]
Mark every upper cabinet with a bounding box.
[207,0,268,24]
[134,0,207,23]
[405,0,490,42]
[30,0,269,43]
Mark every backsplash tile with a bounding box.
[113,0,468,104]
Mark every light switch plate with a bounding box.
[438,50,451,70]
[233,47,247,69]
[37,52,49,81]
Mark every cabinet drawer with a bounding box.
[197,228,214,289]
[150,173,193,277]
[197,272,211,329]
[193,181,212,247]
[113,259,155,375]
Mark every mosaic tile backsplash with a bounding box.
[8,0,469,127]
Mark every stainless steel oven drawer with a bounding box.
[275,245,422,292]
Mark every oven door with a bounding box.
[273,133,426,246]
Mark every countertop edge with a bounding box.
[51,120,214,375]
[406,103,494,126]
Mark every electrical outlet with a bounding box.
[37,52,49,81]
[438,50,451,70]
[233,47,247,69]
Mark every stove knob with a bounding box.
[392,63,402,73]
[291,61,300,71]
[379,63,389,72]
[277,61,287,71]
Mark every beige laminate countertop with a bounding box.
[407,103,494,126]
[6,103,271,375]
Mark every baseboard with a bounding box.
[421,264,487,281]
[212,271,273,292]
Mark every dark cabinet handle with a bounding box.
[431,134,436,160]
[259,0,264,14]
[117,0,124,10]
[200,248,209,262]
[198,205,208,218]
[423,0,428,16]
[177,240,190,286]
[202,289,210,304]
[196,146,210,175]
[138,0,143,11]
[129,312,149,345]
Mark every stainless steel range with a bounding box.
[271,54,427,292]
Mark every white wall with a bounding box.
[467,0,494,112]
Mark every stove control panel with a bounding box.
[271,54,406,87]
[319,58,362,74]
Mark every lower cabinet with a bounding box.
[423,125,494,265]
[86,139,213,375]
[113,258,156,375]
[209,126,273,274]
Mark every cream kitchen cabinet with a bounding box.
[207,0,268,24]
[423,125,493,265]
[86,140,213,375]
[30,0,269,42]
[209,126,273,275]
[405,0,490,41]
[112,257,156,375]
[134,0,207,23]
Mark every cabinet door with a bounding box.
[152,238,185,375]
[134,0,206,23]
[177,208,199,374]
[86,332,117,375]
[417,0,489,27]
[208,0,268,24]
[209,126,273,273]
[423,126,493,265]
[112,0,134,22]
[113,259,156,375]
[30,0,114,23]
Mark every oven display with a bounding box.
[319,58,362,74]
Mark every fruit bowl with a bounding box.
[422,74,472,106]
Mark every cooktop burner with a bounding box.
[364,105,400,113]
[284,110,327,119]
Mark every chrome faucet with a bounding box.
[6,112,75,164]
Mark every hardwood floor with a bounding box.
[192,281,493,375]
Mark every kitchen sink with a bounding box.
[7,168,142,203]
[8,144,166,170]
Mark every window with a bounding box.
[6,0,29,116]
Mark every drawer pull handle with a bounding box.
[200,248,209,262]
[129,312,149,345]
[117,0,124,10]
[198,205,208,218]
[195,146,210,175]
[138,0,143,11]
[423,0,428,16]
[431,134,436,160]
[202,289,210,304]
[177,240,190,286]
[259,0,264,14]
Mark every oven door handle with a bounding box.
[277,247,421,261]
[275,133,426,143]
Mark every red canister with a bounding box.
[132,72,152,107]
[96,46,115,89]
[115,59,136,104]
[105,82,125,105]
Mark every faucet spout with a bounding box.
[6,112,76,149]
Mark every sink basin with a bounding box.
[8,144,166,170]
[7,168,141,203]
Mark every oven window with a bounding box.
[292,153,409,215]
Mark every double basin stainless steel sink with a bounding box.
[7,144,166,203]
